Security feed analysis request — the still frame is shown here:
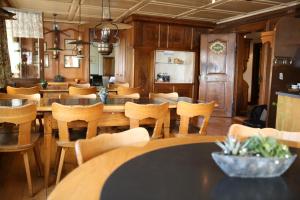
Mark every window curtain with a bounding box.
[0,19,11,88]
[5,8,43,38]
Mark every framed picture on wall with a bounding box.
[44,54,49,68]
[64,39,76,50]
[64,55,80,68]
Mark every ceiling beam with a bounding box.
[68,0,80,21]
[114,0,151,22]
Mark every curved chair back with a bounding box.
[0,103,37,145]
[149,92,178,99]
[108,93,140,99]
[69,86,97,95]
[177,101,215,135]
[75,127,150,165]
[108,82,129,89]
[52,103,103,142]
[71,83,91,88]
[0,93,41,101]
[125,102,169,139]
[228,124,300,144]
[117,86,141,95]
[7,86,40,95]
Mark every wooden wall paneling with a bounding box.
[134,48,154,97]
[174,84,194,98]
[266,17,300,127]
[158,24,168,49]
[168,25,192,50]
[43,22,89,82]
[154,83,174,93]
[134,21,159,48]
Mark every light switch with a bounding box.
[279,73,283,80]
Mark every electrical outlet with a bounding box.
[279,73,283,80]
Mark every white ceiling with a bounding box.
[6,0,300,24]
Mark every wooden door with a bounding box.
[103,57,115,76]
[199,33,236,117]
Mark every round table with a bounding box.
[49,136,300,200]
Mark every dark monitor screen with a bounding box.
[90,74,103,86]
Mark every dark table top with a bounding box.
[101,143,300,200]
[0,99,28,107]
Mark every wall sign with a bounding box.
[209,40,226,54]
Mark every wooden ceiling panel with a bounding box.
[152,0,210,7]
[138,3,192,15]
[211,1,274,13]
[6,0,300,24]
[83,0,139,9]
[187,10,237,20]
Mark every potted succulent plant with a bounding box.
[40,79,48,89]
[212,136,297,178]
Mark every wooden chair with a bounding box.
[0,93,43,132]
[117,86,141,95]
[52,102,103,184]
[125,102,169,139]
[176,101,215,135]
[69,86,97,95]
[75,127,150,165]
[0,103,42,196]
[108,93,140,99]
[228,124,300,143]
[6,85,40,95]
[108,82,129,89]
[71,83,91,88]
[0,93,41,101]
[149,92,179,99]
[59,93,97,99]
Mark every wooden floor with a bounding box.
[0,117,233,200]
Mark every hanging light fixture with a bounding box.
[46,14,63,59]
[92,0,132,55]
[67,0,90,59]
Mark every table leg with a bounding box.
[44,112,52,188]
[163,110,171,138]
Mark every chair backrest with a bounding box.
[72,83,91,88]
[228,124,300,143]
[52,103,103,142]
[7,86,40,95]
[108,93,140,99]
[125,102,169,139]
[149,92,178,99]
[59,93,97,99]
[0,93,41,101]
[75,127,150,165]
[108,82,129,89]
[0,103,37,145]
[69,86,97,95]
[177,101,215,135]
[117,86,141,95]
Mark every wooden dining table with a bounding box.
[48,135,300,200]
[0,96,194,189]
[38,97,195,188]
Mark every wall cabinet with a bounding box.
[154,83,194,98]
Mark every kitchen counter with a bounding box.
[276,91,300,131]
[276,91,300,99]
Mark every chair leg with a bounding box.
[22,151,33,196]
[54,146,62,174]
[56,147,66,184]
[33,144,43,176]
